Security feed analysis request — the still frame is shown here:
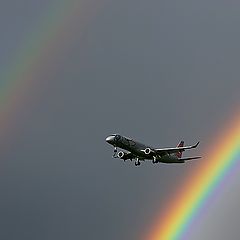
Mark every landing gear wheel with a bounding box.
[152,156,157,164]
[112,147,118,158]
[135,159,140,166]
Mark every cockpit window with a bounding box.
[115,135,121,141]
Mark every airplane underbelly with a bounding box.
[160,155,184,163]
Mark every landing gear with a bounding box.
[112,147,118,158]
[152,156,158,164]
[135,158,140,166]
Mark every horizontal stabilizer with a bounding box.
[180,156,202,161]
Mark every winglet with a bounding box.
[193,141,200,148]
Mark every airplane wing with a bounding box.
[155,142,200,155]
[180,156,202,161]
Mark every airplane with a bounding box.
[106,134,201,166]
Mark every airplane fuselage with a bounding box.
[114,135,149,158]
[106,134,183,163]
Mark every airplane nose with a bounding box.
[106,136,115,144]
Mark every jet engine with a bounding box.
[143,148,153,155]
[117,151,126,159]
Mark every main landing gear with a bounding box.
[152,156,158,164]
[135,158,140,166]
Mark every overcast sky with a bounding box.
[0,0,240,239]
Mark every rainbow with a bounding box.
[0,1,101,147]
[2,2,240,238]
[146,112,240,240]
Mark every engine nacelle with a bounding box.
[143,148,153,155]
[117,151,125,159]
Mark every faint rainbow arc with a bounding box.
[0,0,101,148]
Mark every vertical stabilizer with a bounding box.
[176,141,184,158]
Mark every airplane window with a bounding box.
[115,135,121,141]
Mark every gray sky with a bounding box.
[0,0,240,239]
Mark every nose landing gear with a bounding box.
[112,147,118,158]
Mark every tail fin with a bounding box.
[176,141,184,158]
